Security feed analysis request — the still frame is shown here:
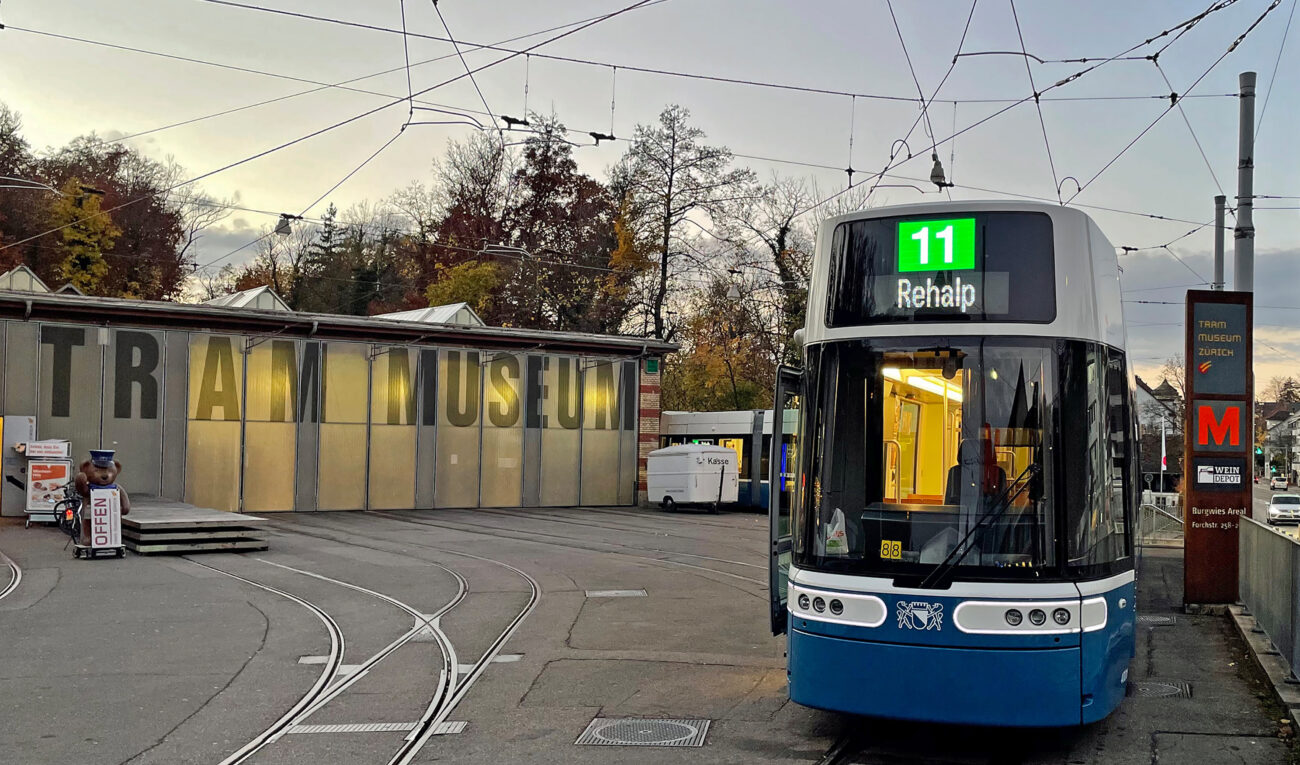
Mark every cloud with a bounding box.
[1122,246,1300,394]
[188,218,266,271]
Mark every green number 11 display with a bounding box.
[897,218,976,272]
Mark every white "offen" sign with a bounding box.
[88,488,122,549]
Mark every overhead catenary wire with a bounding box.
[6,0,1266,310]
[1009,0,1061,203]
[10,3,674,147]
[399,0,414,122]
[863,0,978,204]
[1065,0,1285,204]
[0,0,662,254]
[1152,60,1228,199]
[845,0,1232,213]
[886,0,937,148]
[5,21,1238,158]
[189,0,1236,108]
[430,0,499,136]
[1256,0,1297,138]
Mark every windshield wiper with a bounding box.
[915,462,1041,590]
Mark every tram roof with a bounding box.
[0,290,678,357]
[818,198,1087,228]
[806,199,1125,349]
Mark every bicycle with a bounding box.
[53,482,82,548]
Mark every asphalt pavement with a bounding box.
[1253,479,1300,537]
[1,505,1296,764]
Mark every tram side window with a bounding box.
[1065,345,1131,569]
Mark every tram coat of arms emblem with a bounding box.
[896,600,944,631]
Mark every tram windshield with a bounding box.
[795,337,1131,581]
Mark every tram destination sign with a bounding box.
[828,211,1056,326]
[897,218,976,272]
[1183,289,1253,606]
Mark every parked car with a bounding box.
[1272,476,1288,490]
[1268,494,1300,525]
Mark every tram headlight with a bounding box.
[812,597,826,613]
[798,593,811,610]
[1052,608,1071,625]
[1028,609,1047,626]
[1005,609,1023,626]
[829,599,843,615]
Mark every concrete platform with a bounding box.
[123,499,269,554]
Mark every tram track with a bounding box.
[474,506,766,546]
[389,546,540,765]
[251,558,466,750]
[188,558,345,765]
[0,548,21,603]
[193,554,466,765]
[191,533,541,765]
[456,507,765,570]
[573,505,769,531]
[358,510,766,590]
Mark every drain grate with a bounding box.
[585,589,647,598]
[575,717,710,747]
[1127,680,1192,698]
[1138,614,1176,626]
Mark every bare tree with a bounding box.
[618,105,755,340]
[725,175,815,362]
[1262,375,1300,404]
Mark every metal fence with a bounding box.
[1239,517,1300,678]
[1137,503,1184,547]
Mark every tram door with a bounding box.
[770,366,801,635]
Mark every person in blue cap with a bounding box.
[75,449,130,545]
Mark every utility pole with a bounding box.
[1233,71,1256,293]
[1213,195,1226,290]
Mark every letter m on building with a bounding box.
[1197,404,1240,447]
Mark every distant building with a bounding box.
[0,288,674,516]
[1264,407,1300,483]
[1135,376,1181,492]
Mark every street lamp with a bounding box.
[275,213,303,236]
[929,153,953,190]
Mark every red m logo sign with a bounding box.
[1197,404,1240,447]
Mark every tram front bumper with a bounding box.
[788,628,1083,727]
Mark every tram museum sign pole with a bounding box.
[1182,289,1253,606]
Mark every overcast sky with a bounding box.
[1,0,1297,389]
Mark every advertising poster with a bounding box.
[26,460,71,512]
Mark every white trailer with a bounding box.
[646,444,739,512]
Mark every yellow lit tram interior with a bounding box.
[880,355,1037,508]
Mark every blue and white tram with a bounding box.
[769,201,1138,727]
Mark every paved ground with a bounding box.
[1,506,1295,764]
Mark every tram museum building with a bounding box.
[0,281,672,517]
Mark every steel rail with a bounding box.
[367,511,765,588]
[249,558,467,742]
[190,558,345,765]
[0,549,22,602]
[390,546,541,765]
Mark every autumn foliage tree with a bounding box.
[0,104,228,298]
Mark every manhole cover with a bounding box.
[1138,615,1176,625]
[575,717,710,747]
[1127,680,1192,698]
